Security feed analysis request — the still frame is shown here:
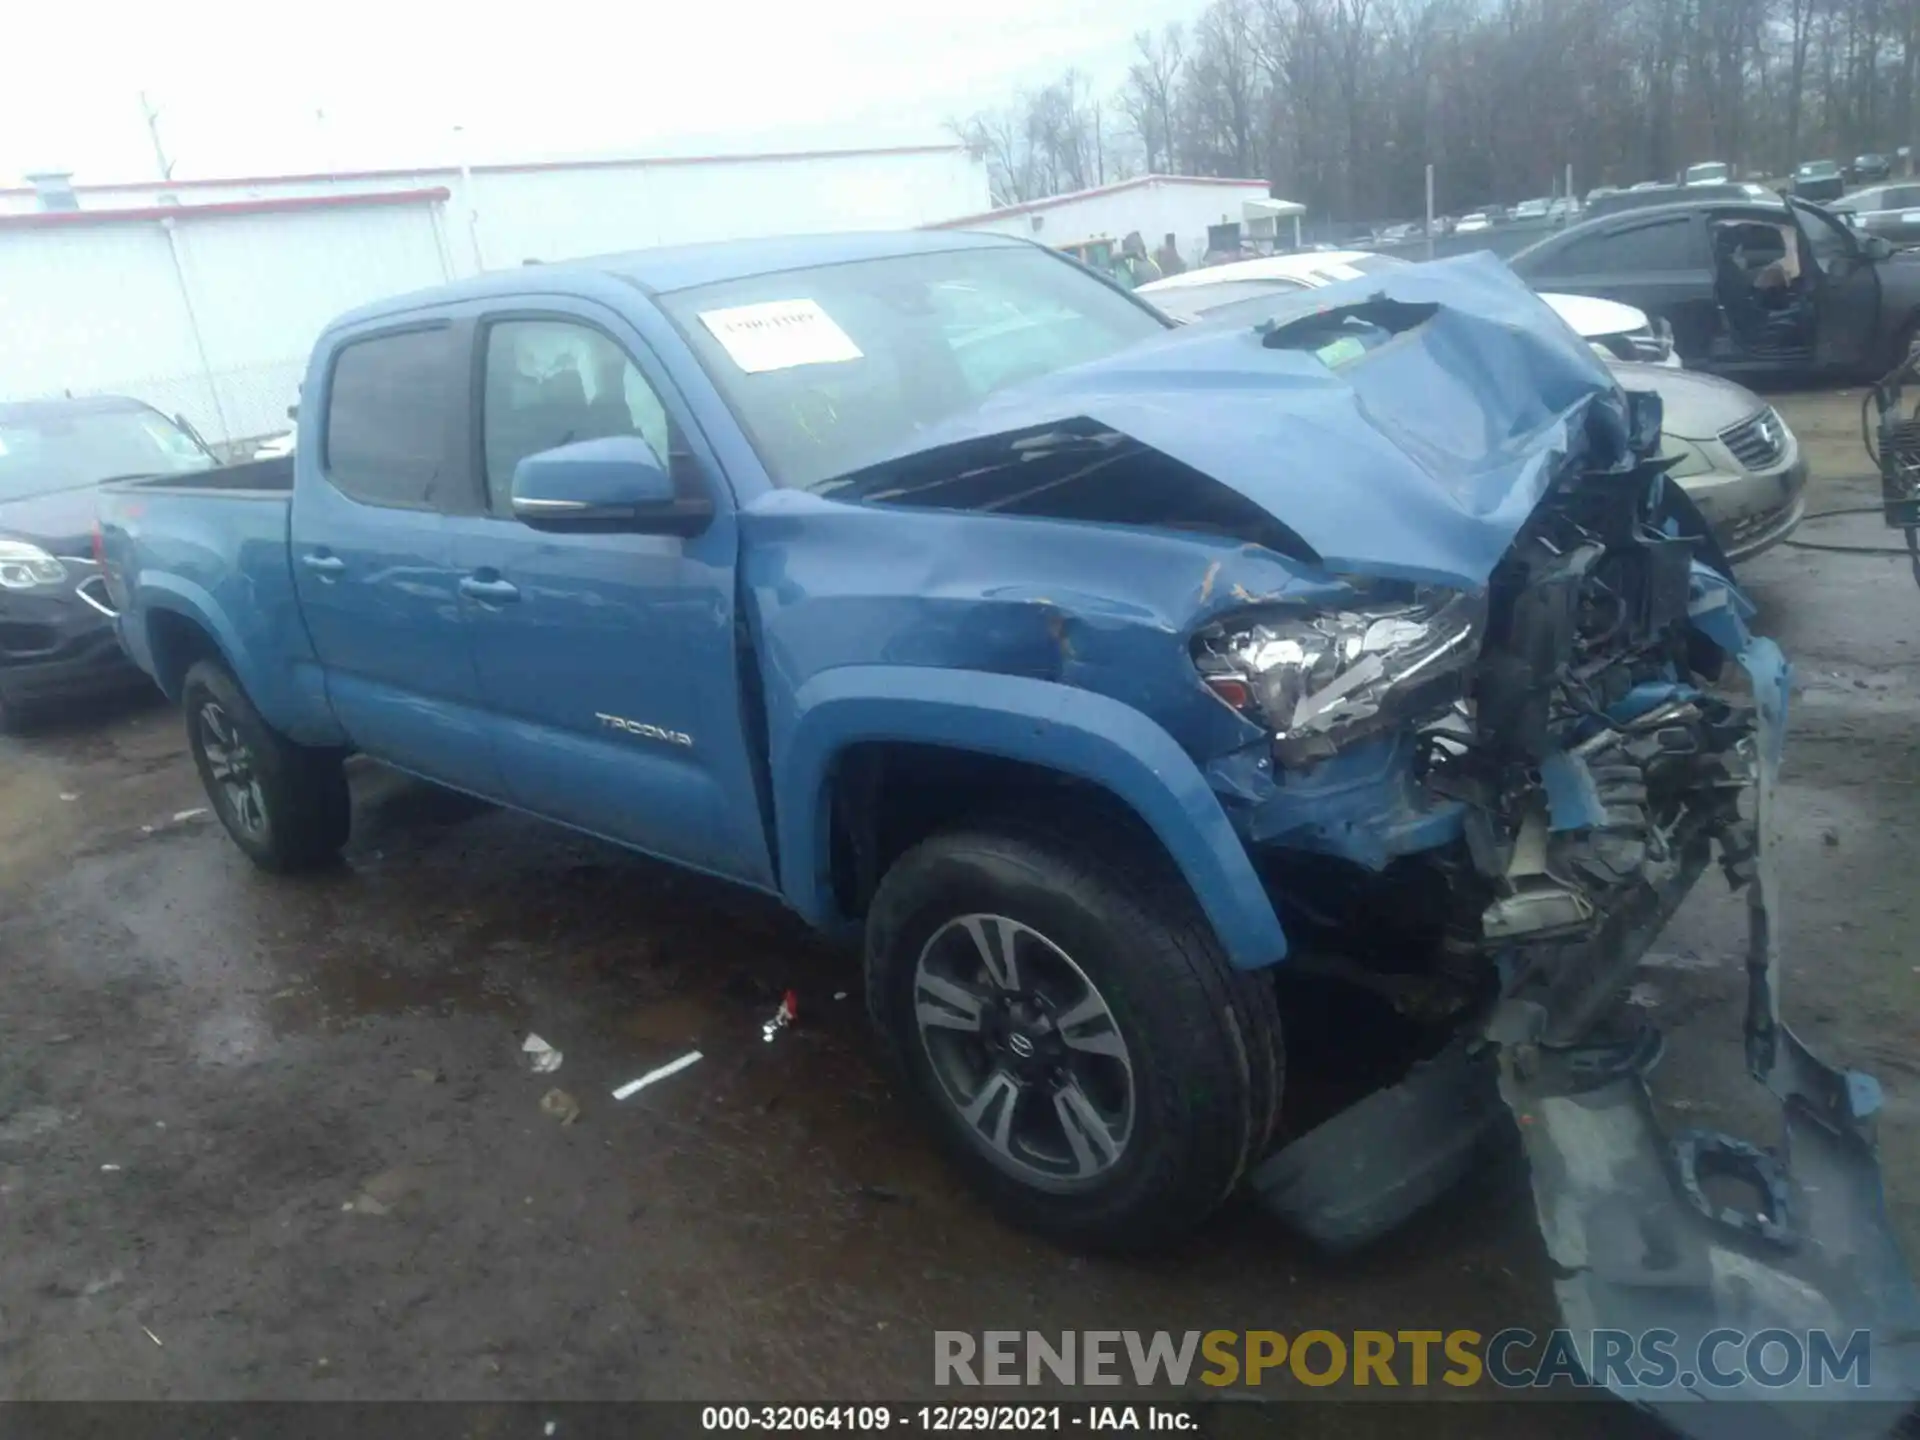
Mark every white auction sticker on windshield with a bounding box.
[698,299,863,373]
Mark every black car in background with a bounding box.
[1790,160,1847,202]
[1509,194,1920,380]
[0,396,215,729]
[1852,153,1894,184]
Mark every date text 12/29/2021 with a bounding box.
[701,1406,1196,1432]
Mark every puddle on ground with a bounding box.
[265,956,527,1034]
[619,996,718,1048]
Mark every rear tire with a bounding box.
[866,822,1283,1252]
[181,660,349,872]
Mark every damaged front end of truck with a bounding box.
[806,253,1920,1432]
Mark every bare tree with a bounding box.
[1121,26,1187,173]
[956,0,1920,225]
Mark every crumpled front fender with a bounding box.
[773,664,1290,970]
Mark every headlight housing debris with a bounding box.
[1194,590,1487,765]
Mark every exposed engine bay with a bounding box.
[1194,452,1759,1051]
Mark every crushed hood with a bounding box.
[824,253,1643,589]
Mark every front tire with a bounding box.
[866,823,1283,1251]
[181,660,349,872]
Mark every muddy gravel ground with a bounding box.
[2,387,1917,1432]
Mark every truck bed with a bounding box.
[115,454,294,494]
[97,460,330,741]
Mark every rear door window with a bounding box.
[322,326,459,510]
[1533,216,1699,277]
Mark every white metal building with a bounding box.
[0,145,990,448]
[928,175,1286,269]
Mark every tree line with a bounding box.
[955,0,1920,227]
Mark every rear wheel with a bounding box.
[866,822,1282,1251]
[181,660,349,872]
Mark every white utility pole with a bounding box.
[453,124,487,274]
[1425,163,1436,261]
[139,91,174,181]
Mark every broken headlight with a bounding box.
[1194,590,1487,765]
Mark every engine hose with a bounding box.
[1780,504,1920,558]
[1782,537,1919,556]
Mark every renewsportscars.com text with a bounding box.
[934,1328,1873,1391]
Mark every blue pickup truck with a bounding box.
[98,234,1917,1424]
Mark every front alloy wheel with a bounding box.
[914,913,1135,1188]
[866,822,1284,1251]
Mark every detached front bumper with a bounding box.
[1505,615,1920,1435]
[1251,574,1920,1438]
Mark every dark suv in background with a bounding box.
[1790,160,1846,202]
[0,396,213,729]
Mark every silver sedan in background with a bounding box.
[1616,361,1807,560]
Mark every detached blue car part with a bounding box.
[1499,573,1920,1435]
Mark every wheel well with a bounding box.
[147,609,225,700]
[826,742,1181,920]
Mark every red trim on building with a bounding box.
[0,187,451,231]
[482,143,965,176]
[927,174,1271,229]
[0,144,969,199]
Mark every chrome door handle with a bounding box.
[300,553,345,577]
[459,576,520,604]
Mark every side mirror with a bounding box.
[510,435,713,536]
[1866,234,1896,261]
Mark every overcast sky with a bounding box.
[5,0,1193,184]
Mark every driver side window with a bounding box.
[481,319,672,515]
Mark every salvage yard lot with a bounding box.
[1,385,1916,1422]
